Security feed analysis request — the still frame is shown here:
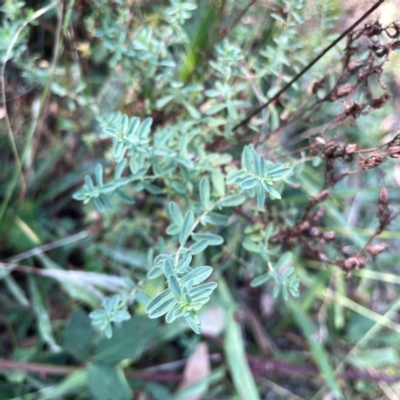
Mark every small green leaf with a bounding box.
[189,282,217,297]
[275,252,292,270]
[148,265,163,279]
[262,182,281,199]
[256,185,266,209]
[199,178,211,210]
[189,239,209,255]
[202,212,229,225]
[148,296,177,319]
[219,194,246,207]
[211,168,225,196]
[163,259,176,278]
[146,288,174,314]
[169,202,184,227]
[180,266,213,287]
[243,146,253,172]
[179,211,194,245]
[258,242,270,262]
[168,274,182,300]
[250,273,272,287]
[240,176,258,189]
[95,164,103,186]
[192,233,223,245]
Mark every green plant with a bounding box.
[3,0,400,398]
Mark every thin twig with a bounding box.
[233,0,386,131]
[0,230,90,264]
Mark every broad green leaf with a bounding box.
[95,316,158,364]
[87,363,131,400]
[63,309,94,361]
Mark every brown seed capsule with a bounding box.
[344,256,366,270]
[336,84,355,97]
[367,243,388,257]
[348,60,364,71]
[379,188,388,205]
[332,169,349,183]
[299,221,310,231]
[345,144,358,155]
[388,146,400,158]
[313,190,330,204]
[323,231,336,241]
[309,227,320,237]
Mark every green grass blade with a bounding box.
[218,278,260,400]
[289,300,342,399]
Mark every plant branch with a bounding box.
[233,0,386,132]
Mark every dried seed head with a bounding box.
[332,169,349,183]
[365,21,382,37]
[391,41,400,50]
[309,227,320,237]
[323,231,336,241]
[324,141,339,157]
[379,188,388,205]
[345,144,358,155]
[367,243,388,257]
[318,253,328,262]
[336,84,355,97]
[299,221,311,231]
[370,93,391,109]
[358,153,387,170]
[344,256,366,271]
[312,78,325,94]
[347,60,364,71]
